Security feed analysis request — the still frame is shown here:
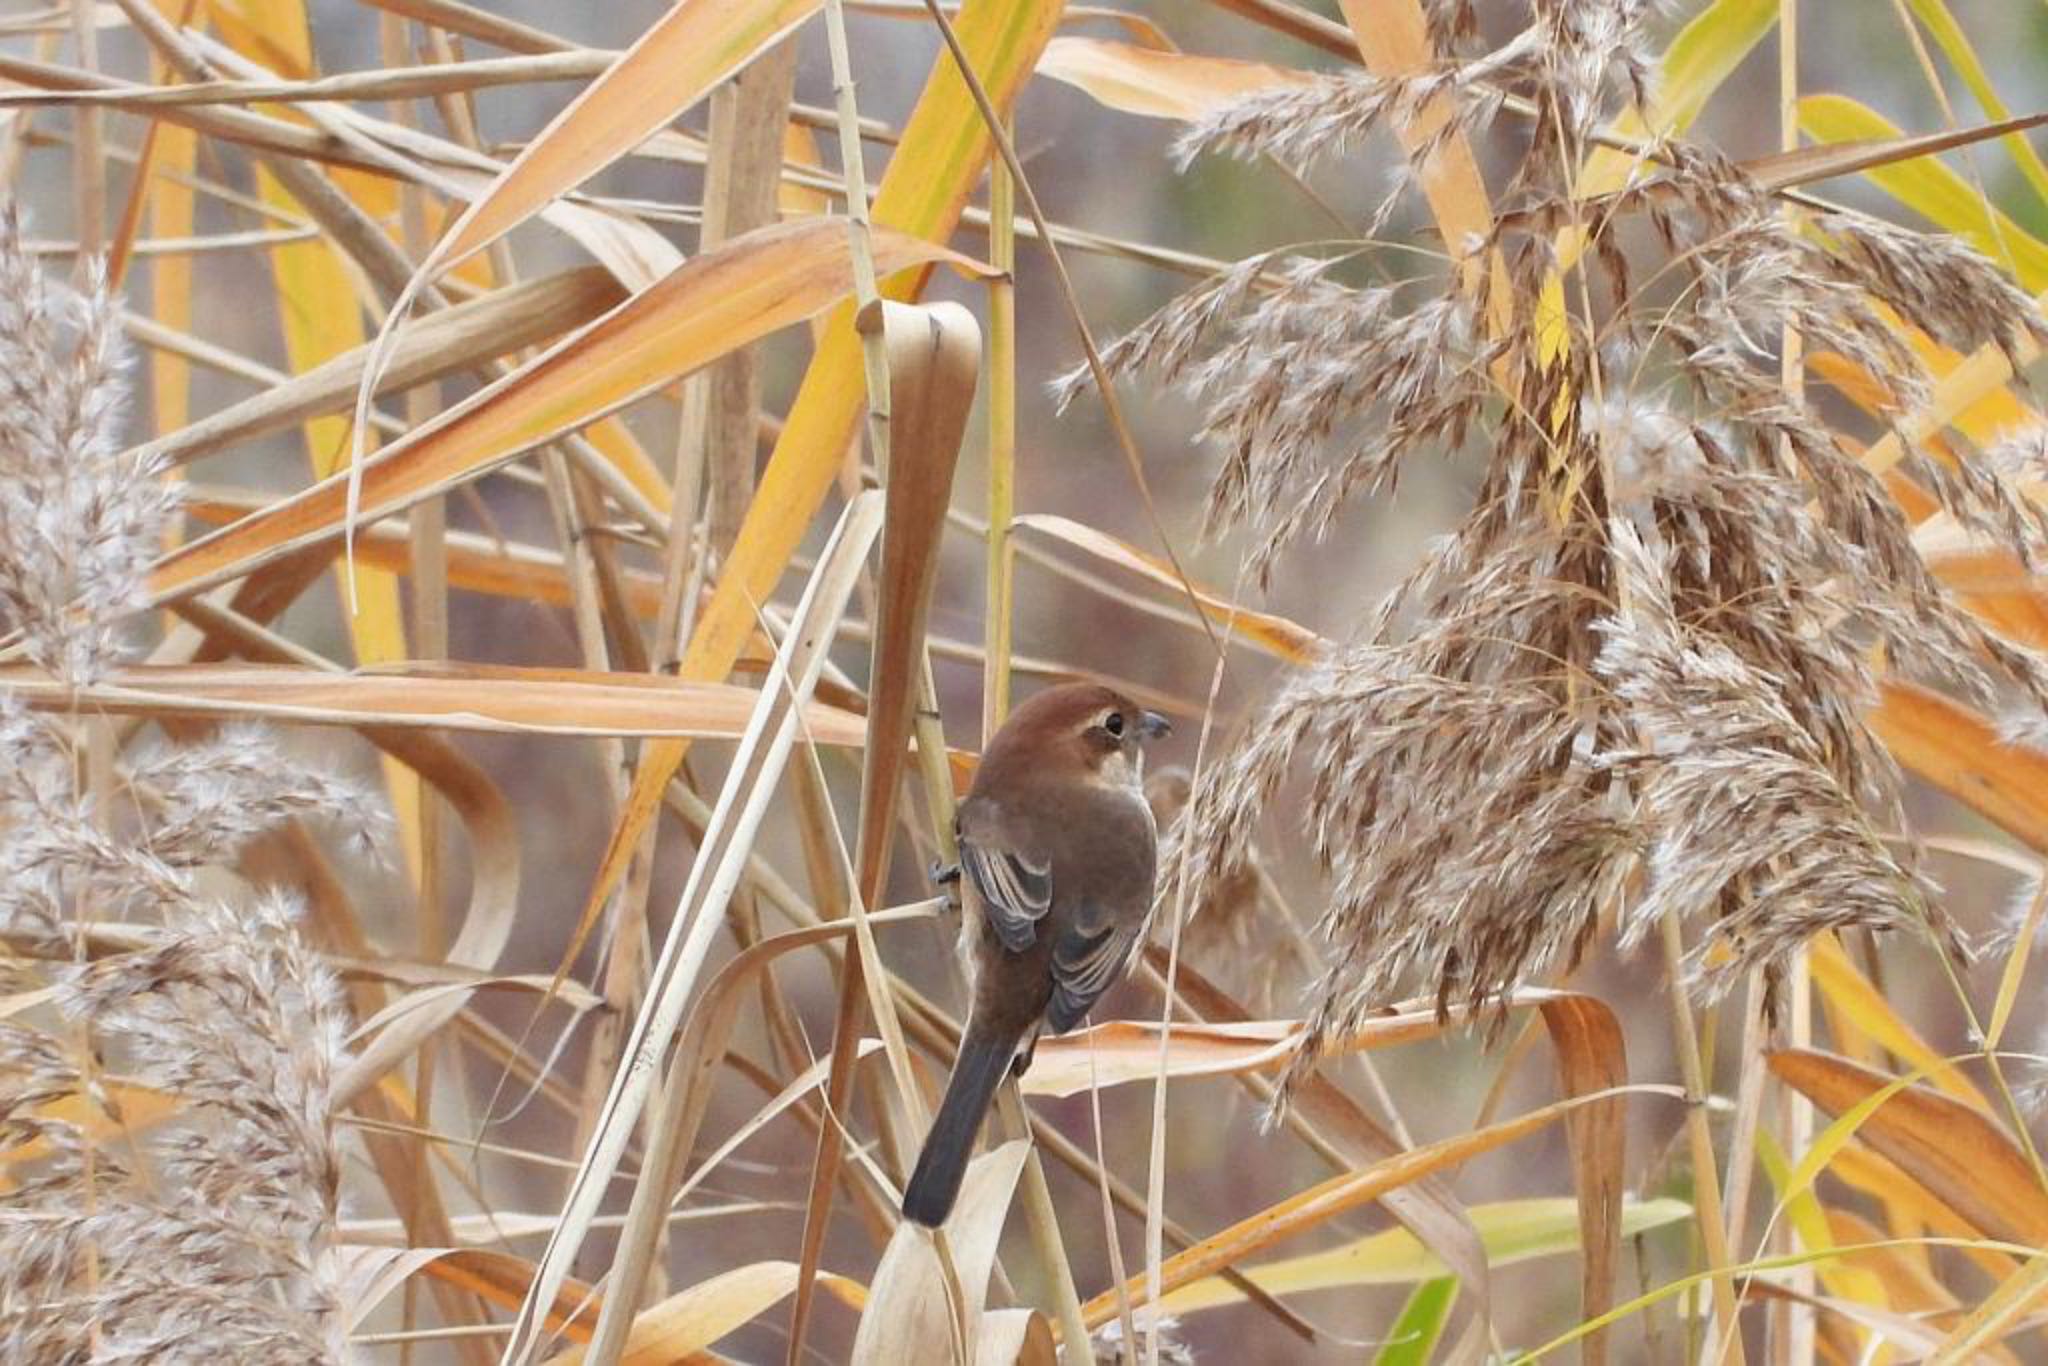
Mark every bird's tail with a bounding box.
[902,1028,1016,1227]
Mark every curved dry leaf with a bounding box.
[855,300,982,902]
[1537,994,1628,1366]
[1036,36,1314,122]
[333,1245,599,1341]
[850,1142,1031,1365]
[330,723,521,1108]
[545,1260,865,1366]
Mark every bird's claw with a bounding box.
[930,860,962,913]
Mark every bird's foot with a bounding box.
[930,860,962,913]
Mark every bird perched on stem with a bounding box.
[902,682,1171,1228]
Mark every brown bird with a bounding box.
[902,682,1170,1227]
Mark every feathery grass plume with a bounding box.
[0,209,361,1359]
[1,894,353,1364]
[1063,1,2048,1088]
[0,209,174,687]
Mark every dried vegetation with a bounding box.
[2,0,2048,1362]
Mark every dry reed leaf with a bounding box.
[1827,1143,2024,1285]
[1799,95,2048,291]
[1157,1197,1691,1314]
[1919,544,2048,652]
[339,1253,598,1343]
[517,493,883,1362]
[1768,1049,2048,1248]
[408,0,818,277]
[1036,36,1314,122]
[1339,0,1506,340]
[149,220,978,603]
[177,493,666,616]
[799,301,982,1339]
[145,83,195,444]
[1822,1207,2011,1357]
[1806,933,1990,1110]
[849,1141,1030,1365]
[1870,681,2048,851]
[1080,1087,1644,1326]
[135,267,626,469]
[1152,952,1495,1347]
[1018,1014,1441,1097]
[329,958,603,1008]
[1013,513,1325,662]
[211,0,422,868]
[545,1261,865,1366]
[762,289,985,1352]
[853,299,982,901]
[0,662,867,741]
[1928,1257,2048,1363]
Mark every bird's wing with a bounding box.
[956,804,1051,955]
[1047,906,1141,1034]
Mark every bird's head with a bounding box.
[985,682,1171,792]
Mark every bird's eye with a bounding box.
[1102,712,1125,737]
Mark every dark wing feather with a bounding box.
[957,833,1051,954]
[1046,907,1139,1034]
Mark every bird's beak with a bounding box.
[1137,710,1172,740]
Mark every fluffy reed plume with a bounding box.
[0,215,174,688]
[1063,2,2048,1083]
[0,211,361,1360]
